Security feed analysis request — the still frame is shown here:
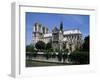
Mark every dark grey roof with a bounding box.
[52,27,59,33]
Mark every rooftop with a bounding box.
[44,33,52,38]
[64,29,82,35]
[44,29,82,38]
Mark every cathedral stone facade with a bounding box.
[32,22,83,52]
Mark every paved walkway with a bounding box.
[27,56,72,64]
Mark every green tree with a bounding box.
[68,36,90,64]
[44,50,51,60]
[69,52,89,64]
[82,36,89,51]
[46,42,52,50]
[57,50,63,61]
[35,41,46,50]
[26,45,34,52]
[26,44,37,60]
[52,52,56,58]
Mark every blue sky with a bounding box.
[26,12,89,45]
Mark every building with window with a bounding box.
[32,22,83,52]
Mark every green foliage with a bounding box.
[44,51,52,60]
[26,52,33,60]
[52,52,56,58]
[62,53,68,62]
[26,45,37,59]
[69,35,90,64]
[82,36,89,51]
[62,49,68,62]
[26,45,35,52]
[64,49,69,53]
[32,51,37,57]
[46,42,52,50]
[63,51,68,58]
[69,51,89,64]
[48,48,53,52]
[57,50,63,61]
[55,48,59,52]
[35,41,46,50]
[75,35,89,52]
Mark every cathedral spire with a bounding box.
[60,21,63,32]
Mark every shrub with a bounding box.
[52,52,56,58]
[35,41,46,50]
[57,50,63,61]
[32,51,37,57]
[26,45,35,52]
[62,52,68,62]
[44,51,51,60]
[46,42,52,50]
[26,52,33,60]
[69,51,89,64]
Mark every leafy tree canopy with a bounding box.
[26,44,34,52]
[46,41,52,50]
[35,41,46,50]
[82,35,89,51]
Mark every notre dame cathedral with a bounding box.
[32,22,83,52]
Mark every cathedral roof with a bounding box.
[44,33,52,38]
[43,29,81,38]
[64,29,81,35]
[52,27,59,33]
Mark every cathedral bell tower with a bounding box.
[32,23,43,47]
[52,22,64,50]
